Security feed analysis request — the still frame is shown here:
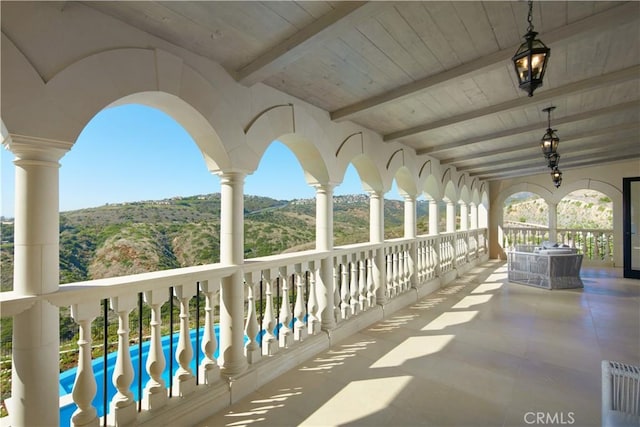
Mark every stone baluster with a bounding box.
[199,280,221,384]
[109,295,138,425]
[278,270,293,349]
[349,259,359,315]
[386,249,393,297]
[262,272,278,356]
[404,246,411,290]
[367,257,375,307]
[70,302,101,427]
[358,258,366,311]
[307,268,321,335]
[142,290,168,410]
[333,262,342,323]
[340,260,350,320]
[393,251,400,296]
[244,274,261,364]
[293,267,308,341]
[173,286,195,396]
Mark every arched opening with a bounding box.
[556,189,614,263]
[58,104,221,282]
[384,179,405,240]
[502,191,548,248]
[333,163,371,245]
[245,140,316,256]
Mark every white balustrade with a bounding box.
[70,302,101,427]
[349,260,359,316]
[503,227,614,264]
[278,269,293,349]
[1,230,493,425]
[109,295,137,425]
[243,275,261,364]
[306,269,321,335]
[173,285,196,397]
[261,273,278,356]
[199,280,221,384]
[293,268,308,342]
[142,290,168,410]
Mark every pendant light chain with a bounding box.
[527,0,534,32]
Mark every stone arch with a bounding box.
[422,174,442,201]
[349,154,384,193]
[553,178,622,266]
[443,180,457,203]
[459,185,470,204]
[394,166,417,197]
[245,103,330,185]
[2,44,237,172]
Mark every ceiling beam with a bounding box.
[443,122,640,167]
[458,136,639,173]
[234,2,387,86]
[383,65,640,142]
[330,2,638,122]
[474,151,640,180]
[421,100,640,157]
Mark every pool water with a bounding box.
[59,327,232,426]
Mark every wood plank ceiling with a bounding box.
[85,1,640,181]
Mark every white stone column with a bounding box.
[404,195,417,288]
[470,203,478,229]
[446,201,456,233]
[369,191,387,305]
[314,183,336,330]
[4,135,71,427]
[429,199,439,235]
[460,202,468,231]
[549,202,558,242]
[217,172,247,377]
[404,195,416,239]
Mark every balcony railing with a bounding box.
[0,229,487,426]
[501,226,614,265]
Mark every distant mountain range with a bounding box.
[0,194,431,291]
[0,190,613,292]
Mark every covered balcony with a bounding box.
[1,2,638,426]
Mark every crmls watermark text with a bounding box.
[524,412,576,425]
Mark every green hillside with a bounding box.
[503,190,613,229]
[1,194,431,290]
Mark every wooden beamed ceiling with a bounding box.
[87,1,640,181]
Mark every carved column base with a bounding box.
[245,346,262,364]
[261,339,279,356]
[108,401,137,426]
[142,386,167,411]
[199,364,221,385]
[172,375,196,397]
[279,332,293,349]
[295,327,308,342]
[308,320,321,336]
[71,408,99,427]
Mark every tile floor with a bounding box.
[198,261,640,427]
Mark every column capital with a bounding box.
[216,171,247,184]
[4,134,73,162]
[367,190,384,200]
[311,182,335,194]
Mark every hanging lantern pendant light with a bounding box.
[540,106,559,158]
[513,0,550,97]
[551,167,563,188]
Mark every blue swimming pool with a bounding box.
[58,327,229,426]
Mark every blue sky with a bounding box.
[1,104,401,217]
